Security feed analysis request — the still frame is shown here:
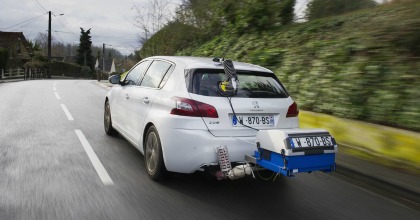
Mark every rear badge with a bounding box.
[252,101,259,109]
[209,121,219,125]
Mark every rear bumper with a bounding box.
[159,128,256,173]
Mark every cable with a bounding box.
[53,31,65,43]
[272,172,281,182]
[53,15,77,36]
[1,12,47,31]
[255,166,275,181]
[227,97,259,131]
[10,15,45,32]
[24,13,47,38]
[52,30,73,34]
[34,0,48,12]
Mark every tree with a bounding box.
[76,28,94,73]
[28,40,41,53]
[136,0,297,57]
[133,0,173,46]
[306,0,376,20]
[175,0,222,40]
[233,0,296,31]
[279,0,296,25]
[33,33,72,57]
[34,32,50,56]
[140,21,199,57]
[176,0,296,35]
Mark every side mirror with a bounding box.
[109,74,120,84]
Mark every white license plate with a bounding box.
[232,115,274,127]
[291,136,333,148]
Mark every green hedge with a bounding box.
[0,48,8,70]
[178,1,420,131]
[51,61,83,78]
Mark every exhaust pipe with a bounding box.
[215,146,254,180]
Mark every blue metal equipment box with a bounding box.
[246,129,337,177]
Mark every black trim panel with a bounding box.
[292,146,335,153]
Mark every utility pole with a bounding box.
[102,43,105,81]
[48,11,51,78]
[102,43,112,80]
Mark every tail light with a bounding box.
[286,102,299,117]
[170,97,219,118]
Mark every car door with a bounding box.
[124,60,174,148]
[114,60,151,138]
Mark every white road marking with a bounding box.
[75,130,114,186]
[60,104,74,121]
[53,87,56,91]
[55,92,61,100]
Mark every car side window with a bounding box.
[124,60,151,85]
[158,65,174,88]
[140,60,172,88]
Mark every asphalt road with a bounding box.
[0,80,419,220]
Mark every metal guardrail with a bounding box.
[299,110,420,167]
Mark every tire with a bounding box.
[144,126,168,181]
[104,100,118,136]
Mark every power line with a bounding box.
[11,15,45,32]
[53,14,77,36]
[52,31,65,43]
[25,13,48,39]
[52,30,75,34]
[34,0,48,12]
[1,12,47,31]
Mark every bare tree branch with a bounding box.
[132,0,174,50]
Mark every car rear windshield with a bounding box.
[190,69,289,98]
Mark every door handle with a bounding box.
[142,97,150,104]
[124,94,129,100]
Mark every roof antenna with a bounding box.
[213,40,232,63]
[221,44,230,61]
[218,40,239,97]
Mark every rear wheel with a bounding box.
[104,100,118,136]
[144,126,168,181]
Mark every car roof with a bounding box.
[146,56,273,73]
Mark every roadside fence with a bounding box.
[0,68,47,80]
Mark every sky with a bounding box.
[0,0,181,55]
[0,0,384,56]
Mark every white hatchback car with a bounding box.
[104,56,299,180]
